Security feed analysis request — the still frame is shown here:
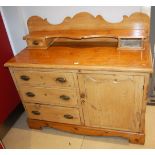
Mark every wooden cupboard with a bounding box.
[5,12,153,144]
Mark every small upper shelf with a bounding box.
[23,12,150,50]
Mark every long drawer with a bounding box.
[20,86,78,107]
[14,70,75,88]
[25,103,81,125]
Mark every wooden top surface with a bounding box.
[5,42,153,73]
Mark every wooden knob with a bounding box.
[33,40,39,45]
[80,93,85,98]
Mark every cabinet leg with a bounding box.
[128,134,145,145]
[27,118,43,130]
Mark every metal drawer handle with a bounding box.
[56,77,66,83]
[32,111,40,115]
[64,114,73,119]
[32,40,39,45]
[20,75,30,81]
[60,95,70,101]
[26,92,35,97]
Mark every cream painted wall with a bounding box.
[1,7,27,54]
[1,6,151,55]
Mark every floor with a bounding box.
[2,106,155,149]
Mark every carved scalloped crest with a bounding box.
[27,12,150,34]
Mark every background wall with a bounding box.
[0,7,27,55]
[0,6,151,55]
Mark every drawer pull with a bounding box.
[20,75,30,81]
[26,92,35,97]
[64,114,73,119]
[32,111,40,115]
[33,40,39,45]
[56,77,66,83]
[60,95,70,101]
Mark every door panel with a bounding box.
[78,74,144,132]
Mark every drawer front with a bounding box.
[20,86,78,106]
[27,38,45,48]
[25,103,81,125]
[14,70,75,88]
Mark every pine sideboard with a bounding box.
[5,12,153,144]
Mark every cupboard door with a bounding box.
[78,74,144,132]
